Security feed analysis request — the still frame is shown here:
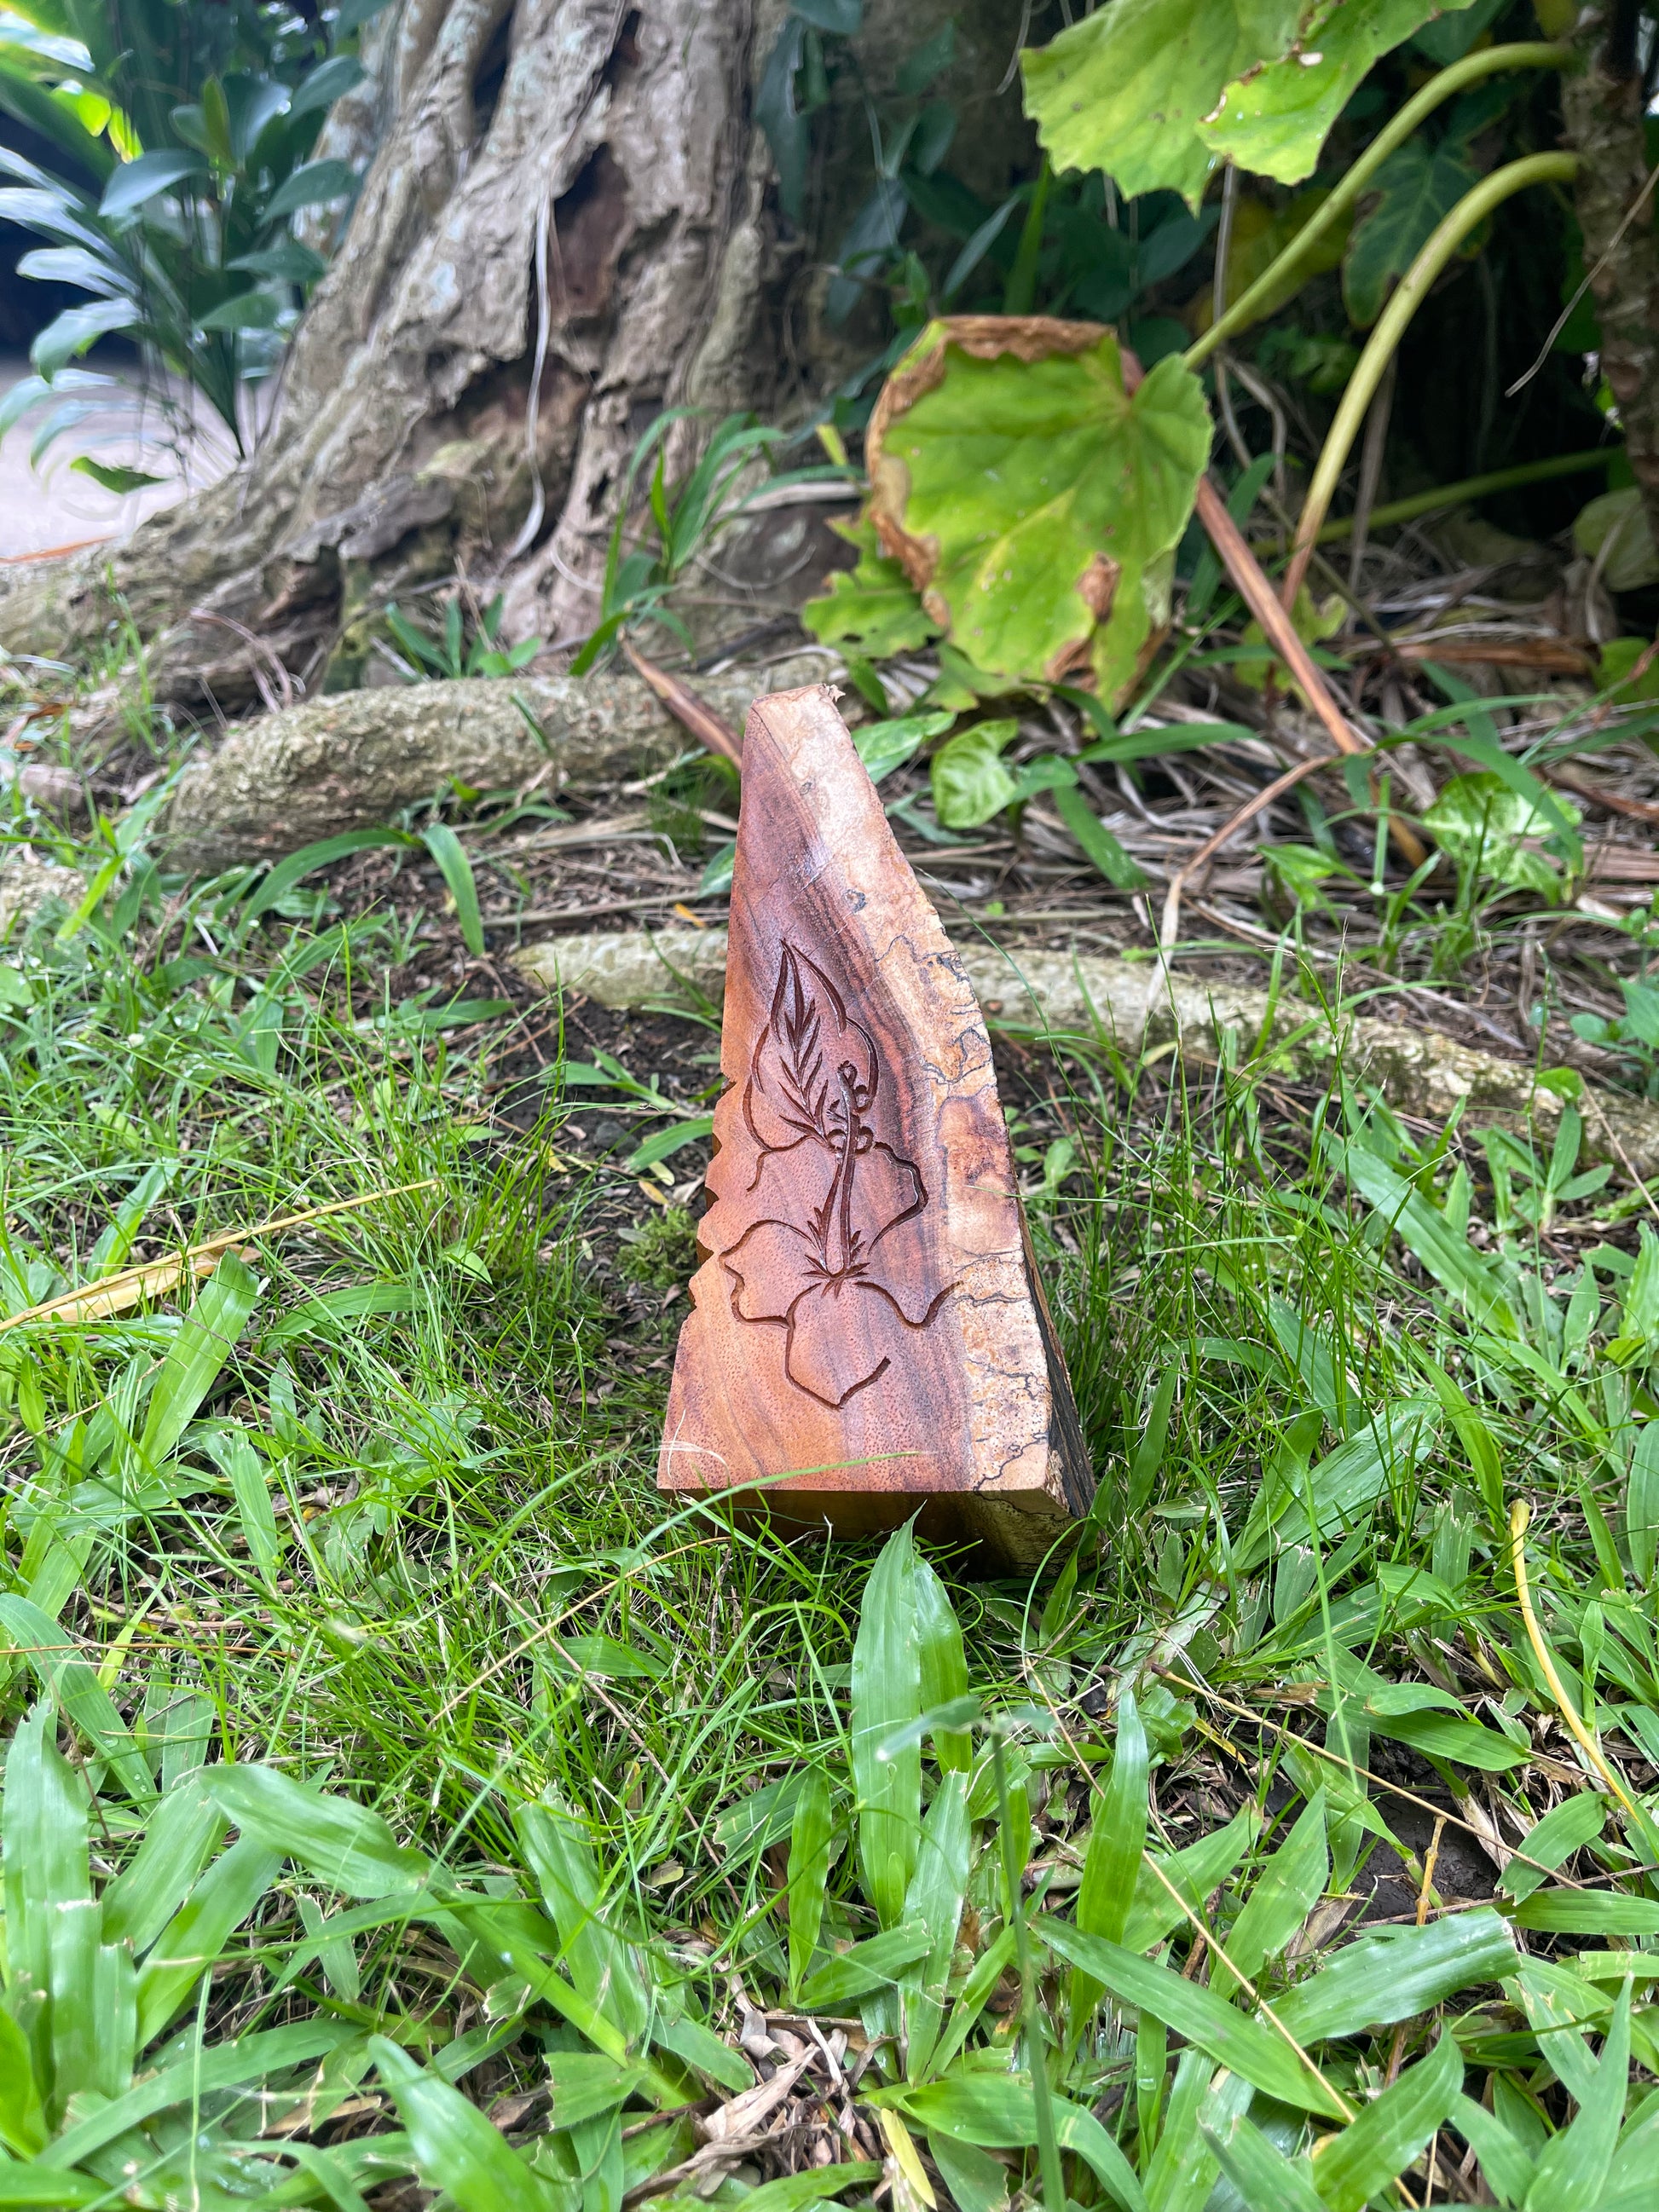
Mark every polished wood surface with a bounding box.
[658,684,1093,1568]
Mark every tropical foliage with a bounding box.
[0,0,381,468]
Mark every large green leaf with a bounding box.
[1020,0,1303,207]
[1021,0,1482,204]
[1199,1,1483,185]
[869,320,1210,703]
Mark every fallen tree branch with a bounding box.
[512,925,1659,1181]
[1191,476,1428,882]
[159,655,815,875]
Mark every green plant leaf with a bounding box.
[1211,1789,1328,2000]
[1423,772,1581,897]
[291,52,365,118]
[1523,1979,1629,2212]
[853,709,955,784]
[1020,0,1292,208]
[0,1597,156,1805]
[205,1425,286,1581]
[1199,1,1481,185]
[1269,1909,1517,2044]
[135,1834,283,2042]
[372,2036,558,2211]
[850,1526,921,1928]
[208,1764,434,1897]
[1342,136,1483,327]
[1038,1918,1346,2115]
[1052,783,1149,887]
[1627,1419,1659,1585]
[1514,1890,1659,1935]
[264,157,357,217]
[1122,1803,1261,1953]
[1499,1793,1606,1903]
[871,323,1210,703]
[137,1251,261,1470]
[932,719,1018,829]
[1573,488,1659,593]
[1070,1685,1148,2032]
[242,829,413,925]
[797,1921,932,2008]
[1309,2030,1462,2212]
[513,1791,649,2041]
[100,147,207,217]
[787,1770,835,2001]
[1201,2108,1326,2212]
[895,2074,1148,2212]
[913,1556,973,1772]
[720,2167,884,2212]
[806,520,943,661]
[101,1779,226,1956]
[197,290,284,332]
[624,1117,714,1172]
[1343,1147,1517,1331]
[68,455,165,494]
[420,824,486,958]
[901,1770,970,2078]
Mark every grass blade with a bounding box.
[786,1770,834,2002]
[1307,2030,1462,2212]
[1210,1789,1327,2001]
[1271,1911,1517,2046]
[370,2036,558,2212]
[1038,1919,1345,2117]
[136,1250,260,1470]
[420,823,486,957]
[134,1835,283,2043]
[851,1527,922,1929]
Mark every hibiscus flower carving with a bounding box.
[720,943,952,1407]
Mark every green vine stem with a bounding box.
[1281,149,1581,608]
[1257,448,1616,551]
[1183,40,1571,373]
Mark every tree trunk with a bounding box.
[1561,3,1659,548]
[0,0,784,707]
[0,0,1029,719]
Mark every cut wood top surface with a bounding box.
[658,684,1091,1565]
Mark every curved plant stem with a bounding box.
[1184,40,1570,371]
[1283,151,1580,608]
[1252,448,1616,550]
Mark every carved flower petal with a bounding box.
[722,1217,823,1325]
[784,1277,924,1409]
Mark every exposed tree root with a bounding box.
[513,925,1659,1180]
[159,656,817,875]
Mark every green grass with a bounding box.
[0,830,1656,2211]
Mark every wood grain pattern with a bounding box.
[658,684,1094,1568]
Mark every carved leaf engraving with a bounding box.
[721,944,951,1406]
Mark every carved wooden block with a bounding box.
[658,684,1094,1568]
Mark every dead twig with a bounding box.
[625,641,744,767]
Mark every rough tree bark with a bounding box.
[0,0,1028,719]
[1562,0,1659,546]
